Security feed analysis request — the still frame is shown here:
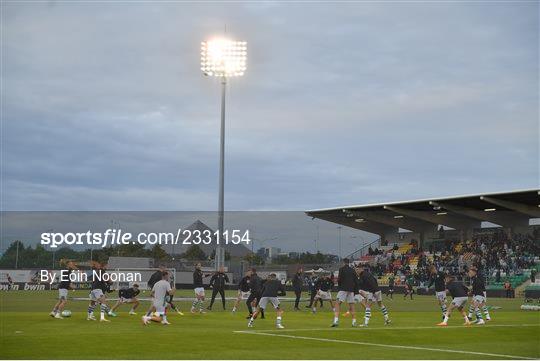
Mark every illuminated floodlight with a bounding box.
[200,36,247,271]
[201,39,247,77]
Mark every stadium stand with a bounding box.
[347,230,539,295]
[307,189,540,295]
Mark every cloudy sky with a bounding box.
[3,1,539,216]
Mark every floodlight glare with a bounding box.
[201,39,247,77]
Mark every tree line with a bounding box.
[0,240,337,268]
[0,240,214,268]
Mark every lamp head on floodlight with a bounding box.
[201,39,247,77]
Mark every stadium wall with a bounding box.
[0,269,233,290]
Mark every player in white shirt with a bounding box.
[142,271,175,325]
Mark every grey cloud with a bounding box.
[2,2,538,218]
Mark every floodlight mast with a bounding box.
[201,39,247,270]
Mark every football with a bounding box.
[61,310,72,317]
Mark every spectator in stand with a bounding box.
[355,231,537,298]
[504,280,513,298]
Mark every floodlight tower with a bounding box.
[201,38,247,270]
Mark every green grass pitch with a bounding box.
[1,290,539,359]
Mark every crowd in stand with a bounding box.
[363,228,540,287]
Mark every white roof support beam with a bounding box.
[312,213,398,238]
[346,210,436,233]
[340,219,398,238]
[431,202,529,228]
[384,205,481,230]
[480,196,540,218]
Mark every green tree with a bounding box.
[27,244,53,268]
[150,245,171,262]
[273,254,293,264]
[0,241,25,268]
[209,250,231,261]
[92,246,115,264]
[55,247,82,263]
[181,245,206,260]
[244,253,265,266]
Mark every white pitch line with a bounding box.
[234,330,536,360]
[234,323,539,333]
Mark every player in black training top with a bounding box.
[311,273,334,313]
[332,258,359,328]
[355,265,391,326]
[148,266,165,289]
[292,267,303,311]
[306,272,323,309]
[248,273,286,329]
[467,267,491,324]
[403,273,415,300]
[386,274,395,299]
[232,270,251,313]
[428,265,448,321]
[437,275,471,326]
[87,263,114,322]
[165,272,184,315]
[49,261,76,319]
[246,268,264,319]
[191,263,210,314]
[110,283,140,315]
[7,274,14,290]
[208,266,230,310]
